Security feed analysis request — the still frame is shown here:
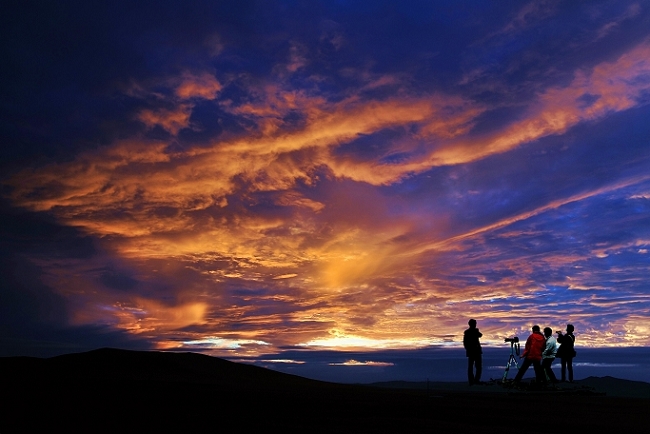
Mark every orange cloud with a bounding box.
[106,299,208,334]
[7,48,644,261]
[6,40,650,353]
[129,71,222,135]
[137,105,193,134]
[175,72,222,100]
[424,40,650,167]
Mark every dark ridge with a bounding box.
[0,347,326,389]
[1,349,649,432]
[578,376,650,399]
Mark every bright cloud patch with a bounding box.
[329,360,395,367]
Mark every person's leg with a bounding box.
[475,354,482,383]
[533,360,544,384]
[514,358,530,382]
[567,357,573,382]
[467,356,475,385]
[560,358,567,382]
[541,358,550,383]
[543,358,558,383]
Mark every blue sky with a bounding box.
[1,1,649,382]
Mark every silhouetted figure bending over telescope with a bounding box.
[513,325,545,385]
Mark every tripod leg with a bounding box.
[502,355,513,381]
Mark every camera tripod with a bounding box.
[502,338,520,382]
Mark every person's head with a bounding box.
[543,327,552,337]
[532,325,541,333]
[566,324,574,333]
[468,319,477,328]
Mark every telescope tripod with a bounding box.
[502,340,520,382]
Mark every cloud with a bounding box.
[18,35,650,232]
[177,337,270,350]
[175,72,222,100]
[131,71,222,134]
[427,40,650,167]
[595,3,642,41]
[286,42,308,73]
[495,1,559,37]
[300,333,433,350]
[137,105,193,135]
[2,2,650,358]
[329,360,394,366]
[273,274,298,280]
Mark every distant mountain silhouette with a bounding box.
[578,375,650,398]
[1,347,325,389]
[1,348,649,432]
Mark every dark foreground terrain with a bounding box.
[1,348,649,433]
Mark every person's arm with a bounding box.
[521,336,531,358]
[542,340,551,357]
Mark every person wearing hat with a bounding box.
[463,319,483,386]
[556,324,576,382]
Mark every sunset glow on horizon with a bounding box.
[1,1,650,368]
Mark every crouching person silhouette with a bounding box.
[463,319,483,386]
[513,325,545,386]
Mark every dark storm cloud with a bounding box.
[1,0,257,166]
[0,201,154,355]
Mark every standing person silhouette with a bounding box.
[513,325,545,385]
[556,324,576,382]
[541,327,558,384]
[463,319,483,386]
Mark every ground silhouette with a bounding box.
[1,348,648,433]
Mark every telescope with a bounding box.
[502,336,520,382]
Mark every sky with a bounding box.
[1,1,650,383]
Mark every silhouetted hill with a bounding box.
[1,347,323,389]
[578,375,650,398]
[1,349,649,433]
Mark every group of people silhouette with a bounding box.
[463,319,576,387]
